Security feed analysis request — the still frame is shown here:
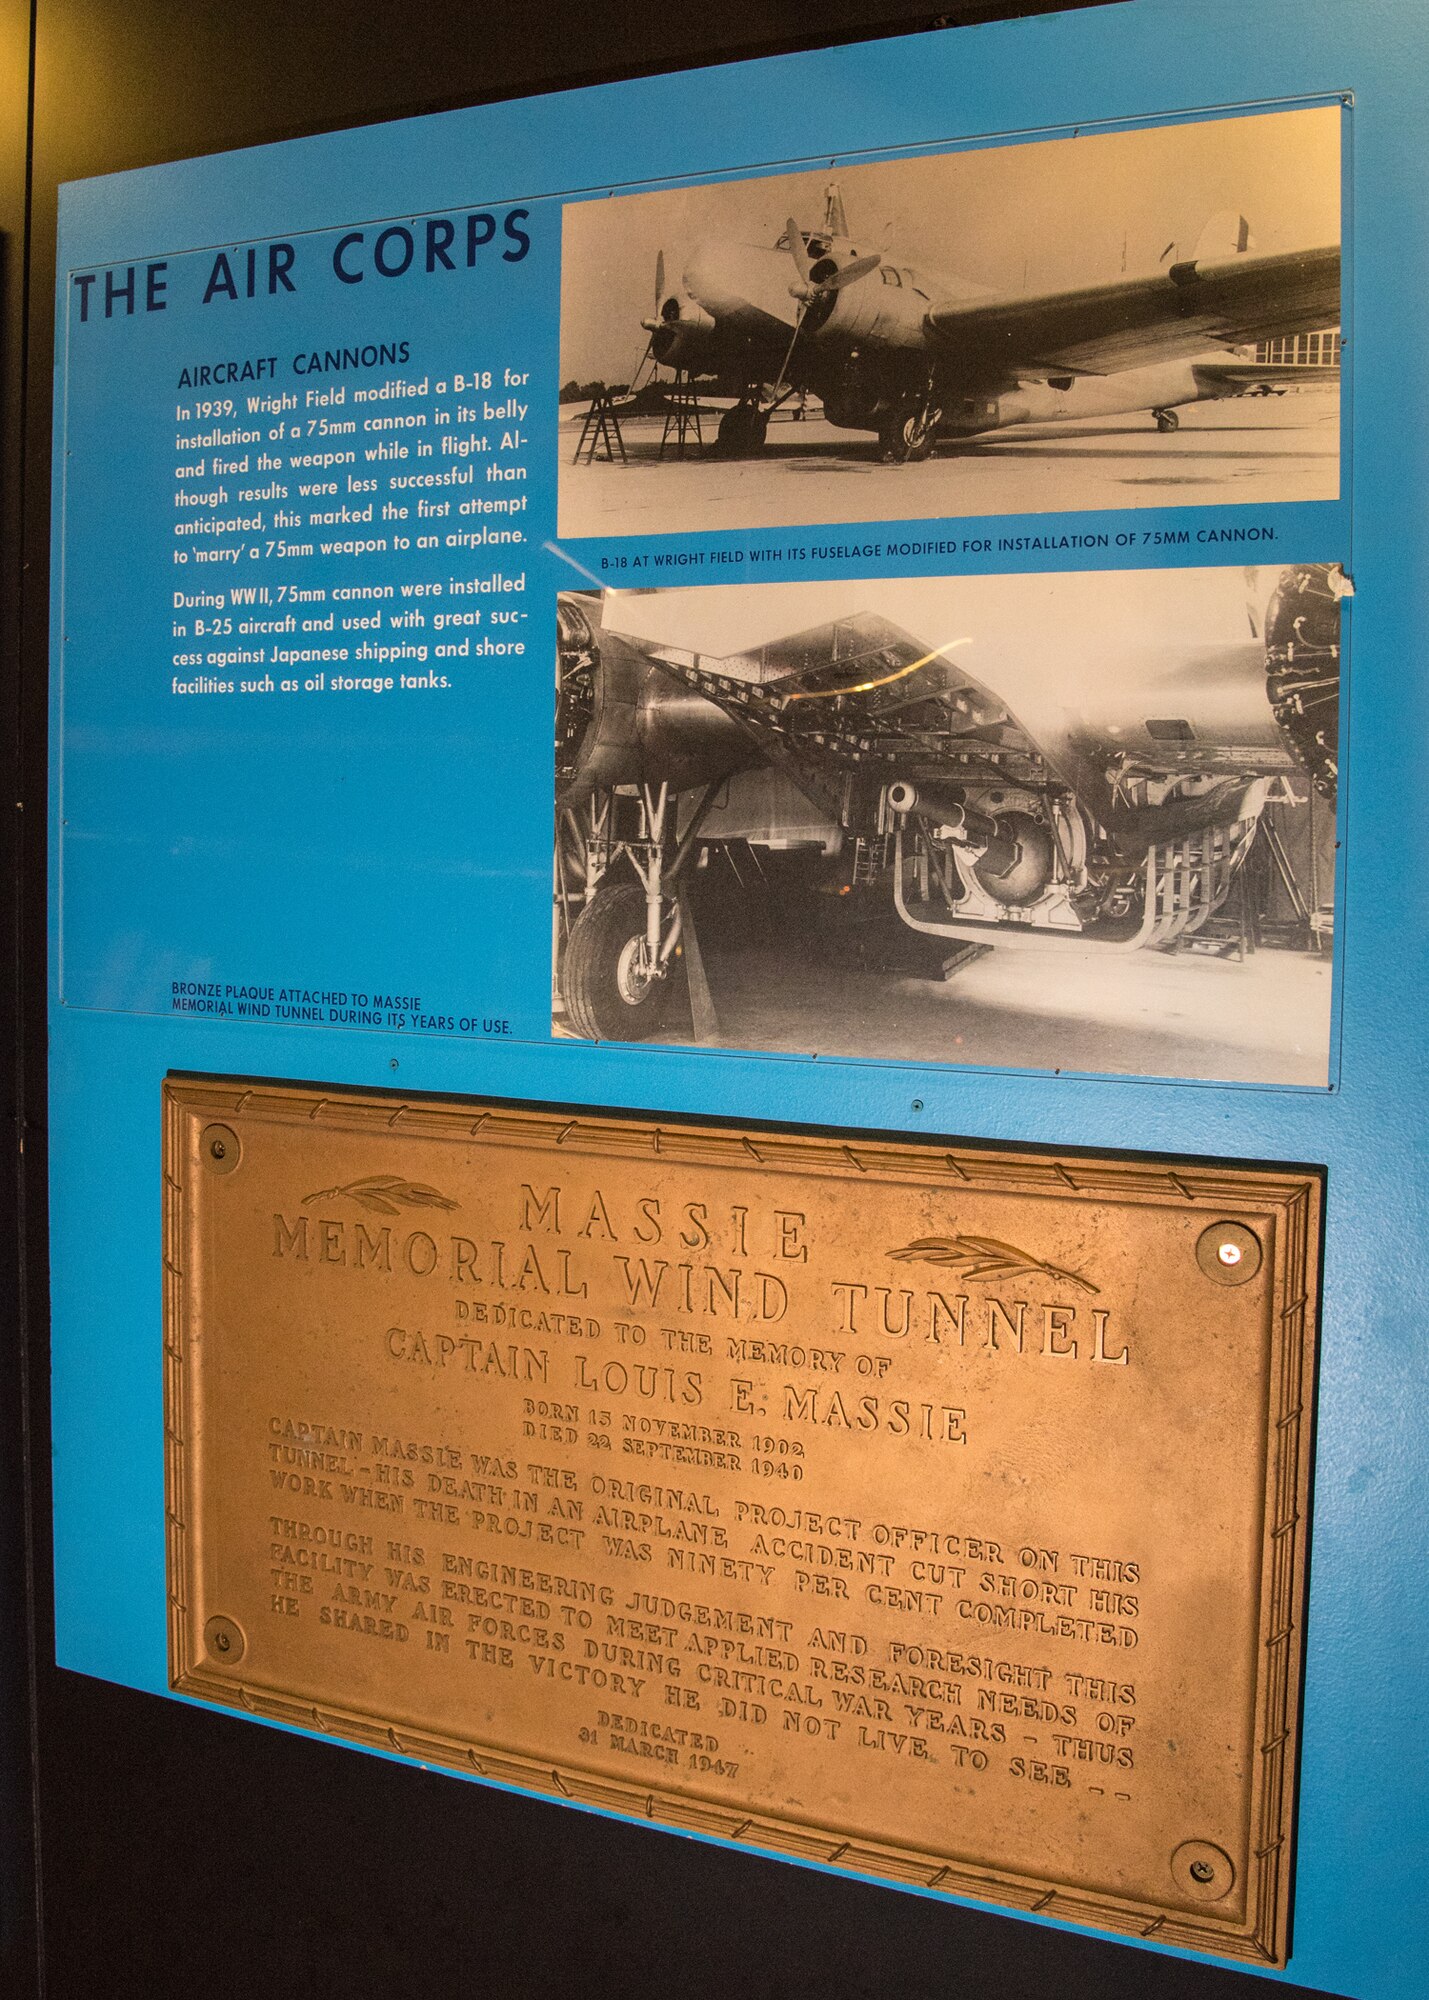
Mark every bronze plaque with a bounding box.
[164,1079,1319,1965]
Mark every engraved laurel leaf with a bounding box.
[888,1234,1099,1296]
[302,1175,458,1215]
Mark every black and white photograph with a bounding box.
[558,107,1341,538]
[552,563,1341,1086]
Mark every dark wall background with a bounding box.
[2,0,39,1992]
[2,5,1346,1996]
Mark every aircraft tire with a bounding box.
[561,883,672,1042]
[879,408,938,463]
[715,403,769,456]
[1154,407,1180,433]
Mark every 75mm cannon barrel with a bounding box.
[886,779,1038,895]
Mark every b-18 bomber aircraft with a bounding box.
[553,567,1340,1042]
[641,187,1340,461]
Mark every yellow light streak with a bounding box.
[781,636,971,703]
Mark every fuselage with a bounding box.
[935,358,1263,435]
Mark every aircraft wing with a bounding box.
[924,245,1340,377]
[1189,358,1341,388]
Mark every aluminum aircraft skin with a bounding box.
[641,187,1340,459]
[552,568,1340,1043]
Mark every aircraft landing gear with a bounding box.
[714,400,770,457]
[1153,407,1180,433]
[561,882,674,1041]
[556,777,721,1040]
[878,399,942,463]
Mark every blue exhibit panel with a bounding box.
[46,1,1428,1993]
[56,209,559,1031]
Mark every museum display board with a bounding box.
[42,0,1427,1990]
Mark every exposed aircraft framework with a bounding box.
[553,567,1341,1043]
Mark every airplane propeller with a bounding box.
[630,248,671,389]
[640,249,669,333]
[770,218,880,400]
[784,217,880,301]
[786,218,811,290]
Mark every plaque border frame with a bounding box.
[163,1075,1320,1967]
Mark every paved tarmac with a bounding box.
[557,387,1340,541]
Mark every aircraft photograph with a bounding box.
[558,106,1341,537]
[551,563,1342,1087]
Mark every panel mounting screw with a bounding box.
[1196,1221,1261,1286]
[1171,1839,1235,1902]
[203,1614,246,1665]
[199,1123,241,1175]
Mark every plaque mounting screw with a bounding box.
[1195,1221,1262,1286]
[1171,1840,1235,1902]
[199,1124,241,1175]
[203,1614,246,1665]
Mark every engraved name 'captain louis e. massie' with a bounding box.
[165,1082,1319,1966]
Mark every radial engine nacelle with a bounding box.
[556,598,754,808]
[645,295,718,372]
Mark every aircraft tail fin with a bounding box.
[1193,210,1255,261]
[822,182,848,240]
